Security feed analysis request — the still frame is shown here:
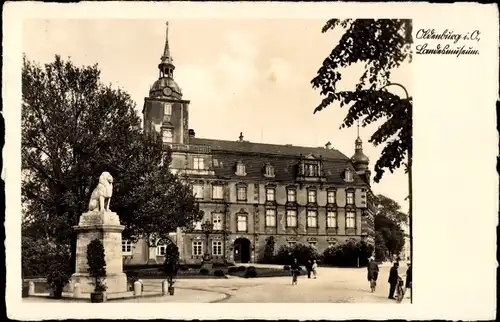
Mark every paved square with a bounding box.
[24,264,411,303]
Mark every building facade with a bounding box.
[123,23,375,265]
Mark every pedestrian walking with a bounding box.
[306,260,313,279]
[367,257,379,292]
[312,260,318,279]
[388,261,399,299]
[291,258,300,286]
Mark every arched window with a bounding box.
[156,239,171,256]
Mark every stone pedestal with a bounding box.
[71,211,127,294]
[201,253,213,270]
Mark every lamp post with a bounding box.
[201,219,213,268]
[381,82,412,303]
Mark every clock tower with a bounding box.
[143,22,190,145]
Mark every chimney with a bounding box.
[239,132,244,142]
[325,141,332,149]
[188,129,195,138]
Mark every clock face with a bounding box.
[163,87,173,96]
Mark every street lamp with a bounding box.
[381,82,412,304]
[201,219,213,264]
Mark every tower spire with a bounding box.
[161,21,172,64]
[158,21,175,79]
[351,119,369,171]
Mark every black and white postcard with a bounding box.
[3,1,498,321]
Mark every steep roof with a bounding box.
[190,138,349,160]
[189,138,367,186]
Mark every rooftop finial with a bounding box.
[357,119,360,138]
[239,132,244,142]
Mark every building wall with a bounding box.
[122,178,371,265]
[122,181,371,265]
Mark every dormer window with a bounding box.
[296,154,327,184]
[236,161,246,176]
[345,168,354,182]
[306,163,319,177]
[264,163,275,177]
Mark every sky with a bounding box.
[22,19,411,212]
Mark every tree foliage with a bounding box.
[322,239,374,267]
[22,55,203,273]
[273,243,321,265]
[373,194,407,260]
[311,19,413,182]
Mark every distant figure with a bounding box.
[291,258,300,286]
[367,257,379,292]
[306,260,313,279]
[405,262,412,298]
[312,260,318,279]
[388,262,399,299]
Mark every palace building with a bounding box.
[122,23,375,265]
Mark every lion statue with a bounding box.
[88,171,113,212]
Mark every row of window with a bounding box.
[236,161,275,177]
[197,210,357,231]
[122,239,222,257]
[123,239,344,257]
[193,184,355,205]
[172,156,354,183]
[192,240,224,256]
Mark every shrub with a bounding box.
[45,258,71,298]
[125,271,139,284]
[322,239,375,267]
[214,262,233,268]
[125,271,139,279]
[213,269,225,277]
[237,266,246,272]
[273,243,321,265]
[283,265,290,271]
[123,264,163,271]
[227,267,238,273]
[199,268,209,275]
[262,236,276,263]
[244,266,257,278]
[163,243,180,279]
[179,265,189,271]
[356,240,375,267]
[87,239,107,293]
